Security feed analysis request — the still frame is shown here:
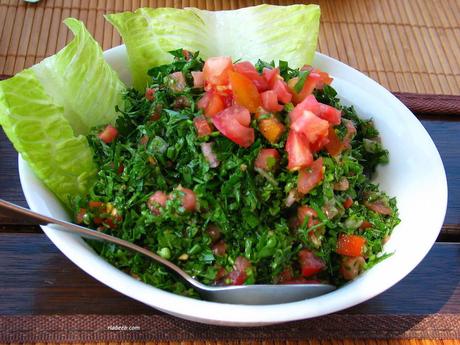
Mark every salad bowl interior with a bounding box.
[18,45,447,326]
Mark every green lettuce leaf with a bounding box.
[0,70,96,207]
[0,19,125,207]
[106,4,320,90]
[33,18,125,135]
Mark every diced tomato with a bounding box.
[145,87,155,101]
[309,135,330,153]
[340,256,365,280]
[287,72,321,104]
[169,71,186,92]
[298,249,325,278]
[261,90,283,112]
[139,135,149,147]
[365,200,393,215]
[336,234,366,257]
[191,71,204,88]
[289,95,321,124]
[285,130,313,171]
[182,49,192,60]
[360,220,373,230]
[234,256,251,272]
[325,127,344,156]
[212,240,227,256]
[297,157,324,194]
[278,266,294,283]
[343,119,357,149]
[212,105,254,148]
[200,142,219,168]
[206,224,221,243]
[76,208,86,224]
[226,270,247,285]
[254,148,280,171]
[226,256,251,285]
[197,91,225,117]
[228,71,261,113]
[193,116,213,137]
[318,103,342,125]
[316,69,334,89]
[117,164,124,175]
[297,205,318,228]
[176,186,197,212]
[343,197,353,209]
[203,56,233,87]
[147,191,168,215]
[88,201,104,209]
[272,79,292,104]
[291,110,329,144]
[214,266,227,282]
[98,125,118,144]
[263,67,280,88]
[233,61,269,92]
[258,116,285,144]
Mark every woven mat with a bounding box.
[0,0,459,95]
[1,314,459,342]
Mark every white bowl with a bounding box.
[18,45,447,326]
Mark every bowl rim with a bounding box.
[18,45,448,326]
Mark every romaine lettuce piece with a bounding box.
[107,4,320,90]
[0,19,125,207]
[0,70,96,207]
[33,18,125,135]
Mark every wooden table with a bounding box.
[0,0,459,343]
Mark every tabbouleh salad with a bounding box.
[73,49,400,297]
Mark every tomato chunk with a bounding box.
[286,130,313,171]
[233,61,269,92]
[226,256,251,285]
[258,115,285,144]
[263,67,280,88]
[297,157,324,194]
[98,125,118,144]
[298,249,325,277]
[193,116,213,137]
[203,56,233,87]
[145,87,155,101]
[212,105,254,148]
[289,95,321,124]
[197,91,225,117]
[176,186,197,212]
[325,127,344,156]
[254,148,280,172]
[147,191,168,215]
[297,205,318,228]
[228,71,261,113]
[318,103,342,125]
[365,200,393,215]
[288,72,321,104]
[191,71,204,88]
[291,110,329,144]
[343,197,353,209]
[261,90,283,112]
[272,79,292,104]
[336,234,366,257]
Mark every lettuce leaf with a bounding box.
[106,4,320,90]
[0,19,125,207]
[33,18,125,135]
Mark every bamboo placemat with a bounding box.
[0,0,459,95]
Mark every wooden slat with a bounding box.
[0,0,458,95]
[0,341,460,345]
